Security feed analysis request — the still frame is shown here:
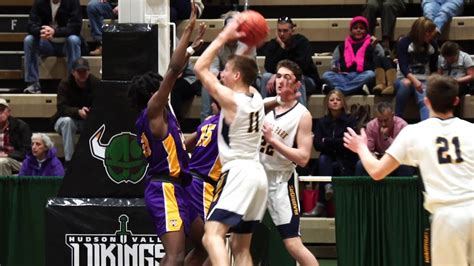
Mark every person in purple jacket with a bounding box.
[183,101,221,265]
[19,133,64,176]
[129,3,206,265]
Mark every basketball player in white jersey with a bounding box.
[194,14,267,266]
[344,74,474,266]
[260,59,319,266]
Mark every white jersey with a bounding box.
[260,102,308,171]
[218,92,264,169]
[386,117,474,213]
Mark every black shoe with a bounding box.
[322,84,334,94]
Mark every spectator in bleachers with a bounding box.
[24,0,82,94]
[395,17,438,121]
[362,0,405,53]
[19,133,64,176]
[355,101,415,176]
[86,0,204,56]
[322,16,383,95]
[86,0,118,56]
[52,58,99,164]
[200,11,257,121]
[0,98,32,176]
[170,63,202,123]
[422,0,464,36]
[260,16,321,106]
[313,89,357,216]
[438,41,474,95]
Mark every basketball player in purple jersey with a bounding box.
[184,101,221,265]
[131,3,206,265]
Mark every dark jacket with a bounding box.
[335,41,377,72]
[264,34,320,84]
[52,73,100,124]
[19,148,64,176]
[27,0,82,38]
[6,116,32,162]
[313,113,358,161]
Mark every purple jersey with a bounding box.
[136,108,191,184]
[189,114,221,182]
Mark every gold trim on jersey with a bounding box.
[163,134,181,177]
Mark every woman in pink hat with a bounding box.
[322,16,384,95]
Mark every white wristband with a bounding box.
[276,95,284,106]
[186,46,195,55]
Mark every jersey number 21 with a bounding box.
[436,136,464,164]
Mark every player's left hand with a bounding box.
[190,22,207,52]
[343,127,367,153]
[262,122,274,144]
[218,13,246,42]
[280,80,301,102]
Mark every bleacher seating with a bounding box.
[0,0,89,6]
[177,17,474,42]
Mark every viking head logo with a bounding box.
[89,125,148,184]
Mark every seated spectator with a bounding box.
[19,133,64,176]
[260,16,321,106]
[24,0,82,93]
[200,11,257,121]
[395,17,438,121]
[422,0,463,36]
[322,16,382,95]
[313,89,358,216]
[86,0,118,56]
[52,58,100,164]
[438,41,474,95]
[170,63,202,123]
[363,0,405,53]
[0,98,32,176]
[355,102,415,176]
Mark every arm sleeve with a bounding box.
[365,121,377,153]
[429,41,439,73]
[463,52,474,68]
[8,120,32,161]
[397,38,411,77]
[331,46,341,69]
[56,80,81,119]
[27,3,42,37]
[385,126,417,166]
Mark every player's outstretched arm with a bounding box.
[194,15,245,112]
[344,127,399,180]
[263,111,313,167]
[147,1,204,138]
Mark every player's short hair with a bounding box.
[128,71,163,110]
[324,89,348,116]
[374,101,393,115]
[227,55,258,86]
[276,59,302,82]
[426,74,459,114]
[440,41,460,58]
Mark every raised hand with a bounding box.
[190,22,207,53]
[279,76,301,103]
[218,13,246,43]
[343,127,368,153]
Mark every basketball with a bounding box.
[238,10,269,47]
